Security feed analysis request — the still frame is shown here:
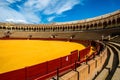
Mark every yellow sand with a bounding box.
[0,40,86,73]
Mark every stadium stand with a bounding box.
[0,10,120,80]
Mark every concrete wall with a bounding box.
[1,27,120,40]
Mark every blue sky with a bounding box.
[0,0,120,24]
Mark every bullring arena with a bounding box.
[0,10,120,80]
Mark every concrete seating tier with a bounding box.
[94,46,114,80]
[107,42,120,80]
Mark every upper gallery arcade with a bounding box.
[0,10,120,32]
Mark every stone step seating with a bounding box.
[108,42,120,80]
[110,35,120,43]
[108,42,120,66]
[106,43,119,80]
[95,41,120,80]
[94,45,114,80]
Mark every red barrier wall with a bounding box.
[71,50,78,63]
[0,68,26,80]
[26,62,48,80]
[79,46,90,63]
[0,44,93,80]
[79,49,87,62]
[61,55,71,68]
[47,58,61,73]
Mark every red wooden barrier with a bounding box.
[61,55,71,68]
[79,49,87,62]
[71,50,78,63]
[0,68,26,80]
[34,70,57,80]
[70,50,78,69]
[79,46,91,63]
[59,63,74,73]
[47,58,61,73]
[26,62,48,80]
[35,63,75,80]
[0,44,93,80]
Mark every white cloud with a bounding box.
[20,11,41,24]
[0,0,84,23]
[23,0,51,12]
[6,0,21,3]
[44,0,80,15]
[56,0,80,14]
[24,0,81,15]
[0,6,28,23]
[23,0,82,22]
[6,19,27,23]
[47,16,55,22]
[0,0,9,6]
[0,1,41,24]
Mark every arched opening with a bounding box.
[0,26,2,29]
[98,22,102,26]
[48,27,50,31]
[90,24,93,29]
[79,26,82,30]
[45,27,48,31]
[33,28,36,31]
[59,27,62,31]
[12,27,15,30]
[59,27,61,31]
[3,27,6,30]
[62,27,65,31]
[55,27,57,31]
[94,23,97,29]
[86,25,89,30]
[15,27,17,30]
[112,19,116,25]
[29,27,32,31]
[50,27,52,31]
[98,22,102,29]
[69,26,72,31]
[26,27,28,31]
[76,25,78,31]
[83,25,86,30]
[32,27,34,31]
[21,27,23,31]
[7,27,11,30]
[43,27,45,31]
[38,27,40,31]
[52,27,54,31]
[107,20,112,28]
[103,21,107,29]
[36,27,38,31]
[64,27,67,31]
[117,17,120,24]
[108,20,111,25]
[23,27,25,31]
[56,27,59,31]
[73,26,76,31]
[39,28,42,31]
[18,27,20,30]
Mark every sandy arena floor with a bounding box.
[0,40,86,73]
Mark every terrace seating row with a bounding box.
[108,42,120,80]
[94,40,120,80]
